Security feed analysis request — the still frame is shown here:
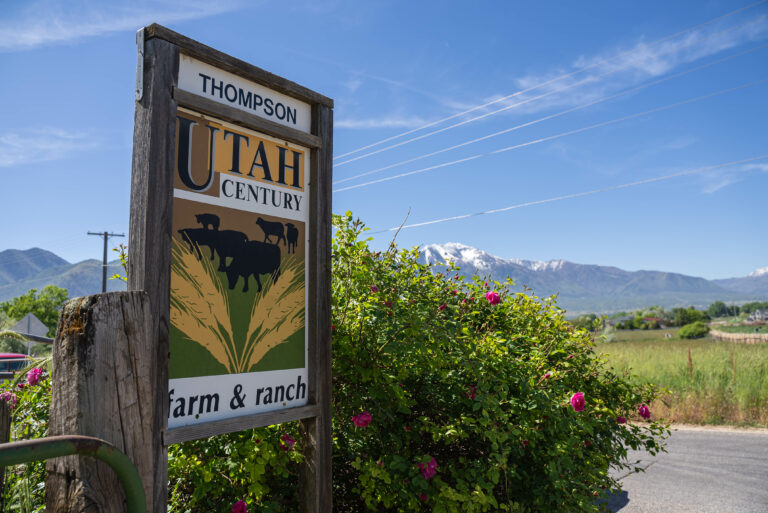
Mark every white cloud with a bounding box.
[0,0,243,51]
[344,79,363,93]
[335,116,431,129]
[487,15,768,117]
[701,162,768,193]
[0,128,97,167]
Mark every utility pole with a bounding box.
[87,231,125,293]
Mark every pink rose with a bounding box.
[617,416,627,424]
[418,457,437,480]
[405,425,411,431]
[438,303,447,311]
[352,411,372,428]
[485,291,501,305]
[280,433,296,451]
[465,384,477,400]
[232,500,247,513]
[27,368,43,386]
[638,405,651,419]
[543,373,551,379]
[567,354,574,359]
[0,392,17,409]
[419,493,428,502]
[570,392,585,412]
[17,383,25,389]
[451,290,458,296]
[522,439,529,447]
[370,285,379,293]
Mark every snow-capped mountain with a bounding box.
[419,243,767,314]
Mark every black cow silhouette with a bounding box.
[225,240,281,292]
[256,217,286,245]
[195,213,220,230]
[178,228,248,271]
[285,223,298,254]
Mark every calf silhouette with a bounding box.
[256,217,286,245]
[285,223,299,254]
[195,213,220,230]
[178,228,248,271]
[225,240,281,292]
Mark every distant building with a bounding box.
[748,309,768,322]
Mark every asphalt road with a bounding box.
[606,426,768,513]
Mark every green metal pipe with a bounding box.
[0,435,146,513]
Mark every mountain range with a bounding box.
[0,248,125,303]
[0,245,765,315]
[420,243,768,314]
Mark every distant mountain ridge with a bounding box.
[0,246,765,315]
[420,243,767,314]
[0,248,125,302]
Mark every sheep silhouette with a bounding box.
[256,217,286,246]
[195,213,220,230]
[285,223,299,254]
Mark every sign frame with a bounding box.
[128,24,332,512]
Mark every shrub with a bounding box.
[679,322,710,339]
[328,213,666,512]
[0,360,51,511]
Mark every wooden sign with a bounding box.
[129,24,332,512]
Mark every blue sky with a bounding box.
[1,0,766,279]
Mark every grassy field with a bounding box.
[596,328,768,426]
[713,324,768,334]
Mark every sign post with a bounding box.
[129,24,332,512]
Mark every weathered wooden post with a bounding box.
[45,292,155,512]
[0,399,11,494]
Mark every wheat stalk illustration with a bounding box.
[170,239,239,372]
[241,255,305,372]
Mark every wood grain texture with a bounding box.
[174,88,321,148]
[128,35,179,513]
[145,24,333,108]
[0,400,10,496]
[45,292,154,513]
[164,404,320,445]
[300,103,333,513]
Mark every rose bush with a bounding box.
[0,361,51,510]
[329,213,667,512]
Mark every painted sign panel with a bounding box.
[168,106,309,429]
[178,55,312,133]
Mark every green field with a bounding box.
[713,324,768,334]
[596,328,768,426]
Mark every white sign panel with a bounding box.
[178,54,312,133]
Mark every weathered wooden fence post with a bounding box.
[0,399,11,497]
[45,292,156,512]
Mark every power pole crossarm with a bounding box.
[88,231,126,293]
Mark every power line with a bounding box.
[333,0,768,162]
[334,77,768,193]
[369,155,768,234]
[335,14,767,169]
[334,42,768,186]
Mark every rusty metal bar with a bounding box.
[0,435,146,513]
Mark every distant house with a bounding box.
[748,309,768,322]
[605,315,634,327]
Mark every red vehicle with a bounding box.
[0,353,31,381]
